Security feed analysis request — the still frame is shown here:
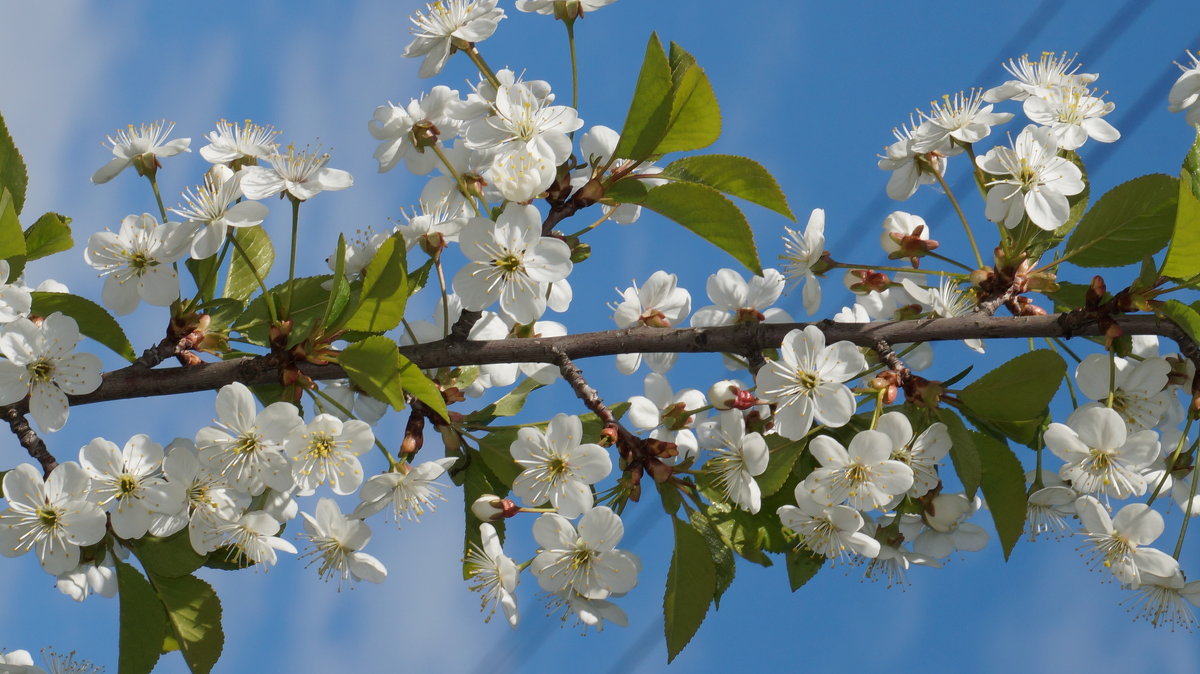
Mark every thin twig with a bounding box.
[4,406,56,477]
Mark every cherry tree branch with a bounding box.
[25,312,1196,411]
[4,406,56,477]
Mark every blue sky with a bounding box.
[1,1,1199,671]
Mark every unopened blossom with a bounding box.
[0,261,31,324]
[1075,496,1178,585]
[171,165,269,259]
[755,326,866,440]
[486,146,557,202]
[610,270,690,375]
[1044,406,1158,499]
[369,85,462,174]
[912,89,1013,153]
[0,313,103,433]
[511,414,611,518]
[453,204,573,324]
[354,457,458,523]
[284,414,373,496]
[465,523,519,627]
[199,119,278,165]
[1169,51,1200,126]
[1023,86,1119,150]
[976,124,1084,231]
[984,52,1098,103]
[192,510,296,566]
[84,213,189,315]
[781,208,826,315]
[1075,353,1174,430]
[877,117,947,201]
[626,372,706,462]
[240,145,353,202]
[79,435,184,540]
[298,498,386,587]
[194,382,302,495]
[914,493,989,559]
[56,555,117,602]
[803,431,915,510]
[691,268,790,327]
[874,412,951,497]
[1121,570,1200,630]
[778,488,880,562]
[0,463,107,575]
[530,507,640,599]
[404,0,506,78]
[91,120,191,184]
[880,211,931,256]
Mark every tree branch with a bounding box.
[38,313,1197,409]
[4,406,56,477]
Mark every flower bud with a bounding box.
[471,495,517,522]
[707,379,746,410]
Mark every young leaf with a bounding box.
[224,225,274,302]
[1158,299,1200,343]
[129,529,208,578]
[232,276,333,347]
[972,431,1027,560]
[655,42,721,154]
[0,188,26,260]
[338,335,408,411]
[343,234,408,333]
[321,234,352,330]
[0,111,27,216]
[664,516,716,663]
[398,353,449,421]
[635,181,762,275]
[148,571,224,674]
[957,349,1065,421]
[785,548,824,592]
[116,559,168,674]
[475,427,523,487]
[661,154,794,220]
[1063,174,1177,268]
[186,256,221,305]
[937,409,982,500]
[462,448,507,579]
[757,435,804,498]
[23,211,73,261]
[1163,144,1200,279]
[463,378,544,425]
[30,291,136,362]
[688,510,735,607]
[614,33,674,161]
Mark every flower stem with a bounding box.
[286,197,301,317]
[930,166,984,269]
[434,249,451,339]
[566,212,612,239]
[924,251,975,272]
[464,44,501,90]
[182,238,232,313]
[1148,417,1193,506]
[1173,452,1199,559]
[565,20,579,120]
[147,174,169,223]
[431,143,487,217]
[831,261,962,277]
[230,231,277,324]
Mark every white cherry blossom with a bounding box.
[517,0,617,16]
[298,498,386,587]
[1044,406,1158,499]
[548,590,629,633]
[171,165,269,259]
[1075,496,1179,585]
[0,463,107,575]
[778,488,880,561]
[913,493,989,559]
[984,52,1097,103]
[0,313,103,433]
[465,523,520,628]
[875,412,951,497]
[354,457,458,523]
[510,413,611,518]
[464,79,582,167]
[1023,86,1119,150]
[912,89,1012,153]
[0,261,31,324]
[56,554,118,602]
[369,85,462,174]
[754,326,866,440]
[79,435,183,540]
[194,382,302,495]
[91,120,191,184]
[404,0,506,78]
[803,431,915,510]
[151,439,249,550]
[192,510,295,566]
[703,410,769,513]
[1121,570,1200,630]
[84,213,189,314]
[530,507,640,600]
[1169,51,1200,126]
[199,119,278,165]
[780,208,826,315]
[691,268,790,327]
[240,145,353,202]
[626,372,706,462]
[877,117,947,201]
[976,124,1085,231]
[610,270,690,375]
[1074,353,1174,430]
[284,414,373,496]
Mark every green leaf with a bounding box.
[0,188,26,260]
[937,409,981,499]
[463,378,544,425]
[757,436,804,498]
[321,235,352,330]
[634,181,761,274]
[1163,139,1200,280]
[661,154,793,220]
[129,529,207,578]
[199,297,244,332]
[1046,281,1091,313]
[30,291,136,362]
[343,234,407,333]
[23,212,73,261]
[399,354,449,421]
[957,349,1064,421]
[1066,174,1177,268]
[202,546,258,572]
[148,572,223,674]
[655,42,721,154]
[664,516,715,663]
[224,226,274,302]
[785,548,824,592]
[972,431,1027,560]
[688,510,735,607]
[186,256,221,304]
[462,448,506,579]
[0,111,28,216]
[232,276,332,347]
[338,335,408,411]
[116,559,168,674]
[706,505,772,566]
[614,33,674,161]
[475,428,523,488]
[1159,299,1200,344]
